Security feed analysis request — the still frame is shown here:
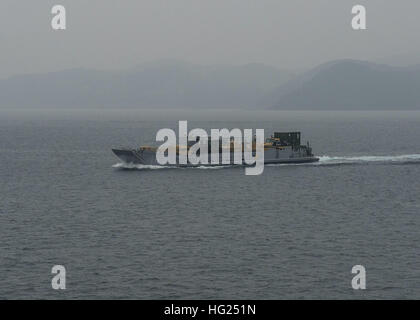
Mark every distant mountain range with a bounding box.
[0,60,293,109]
[1,59,420,110]
[270,59,420,110]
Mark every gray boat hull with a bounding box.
[112,147,320,166]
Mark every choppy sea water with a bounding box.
[1,109,420,299]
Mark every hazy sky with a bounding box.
[0,0,419,78]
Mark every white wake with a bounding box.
[317,154,420,165]
[112,163,233,170]
[112,163,169,170]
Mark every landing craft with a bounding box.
[112,132,319,166]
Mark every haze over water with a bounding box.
[1,109,420,299]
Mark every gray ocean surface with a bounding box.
[1,109,420,299]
